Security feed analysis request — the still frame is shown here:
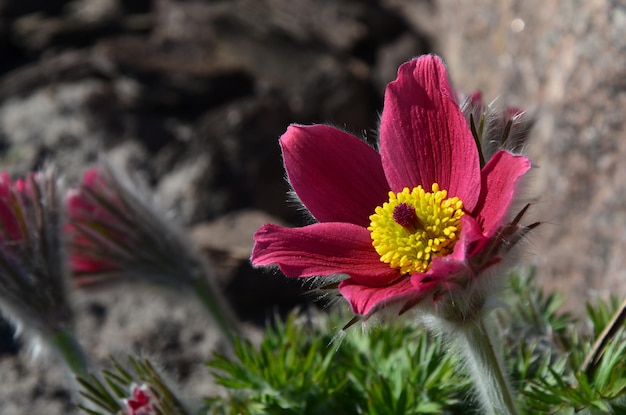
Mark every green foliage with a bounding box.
[77,268,626,415]
[499,269,626,414]
[78,356,193,415]
[206,312,471,415]
[206,268,626,415]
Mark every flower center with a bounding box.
[368,184,464,274]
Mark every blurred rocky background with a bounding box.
[0,0,624,413]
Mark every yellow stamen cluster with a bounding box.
[368,184,464,274]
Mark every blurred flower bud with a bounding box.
[459,90,535,164]
[79,356,193,415]
[0,169,87,375]
[67,162,240,344]
[125,384,156,415]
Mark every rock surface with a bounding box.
[0,0,623,413]
[434,0,626,310]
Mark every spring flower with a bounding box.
[251,55,535,321]
[77,356,193,415]
[66,163,240,344]
[0,169,87,375]
[124,384,155,415]
[66,165,199,285]
[66,168,123,278]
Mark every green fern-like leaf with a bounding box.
[206,310,471,414]
[78,356,193,415]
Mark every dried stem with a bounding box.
[580,296,626,378]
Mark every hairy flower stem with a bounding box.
[450,316,518,415]
[192,278,240,348]
[50,329,89,378]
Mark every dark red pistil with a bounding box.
[393,203,422,231]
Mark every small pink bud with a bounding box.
[125,384,155,415]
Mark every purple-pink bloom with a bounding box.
[251,55,533,319]
[124,384,155,415]
[0,169,86,373]
[66,164,241,343]
[66,168,122,281]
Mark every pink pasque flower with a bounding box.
[65,163,217,288]
[124,384,155,415]
[66,168,122,279]
[251,55,533,319]
[0,170,79,359]
[67,164,241,342]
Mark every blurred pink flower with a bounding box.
[0,173,24,241]
[0,171,72,331]
[0,170,87,375]
[252,55,534,319]
[66,168,122,280]
[65,164,216,288]
[125,385,155,415]
[66,164,240,342]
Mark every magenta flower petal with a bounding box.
[0,173,22,241]
[281,125,390,227]
[442,214,486,262]
[252,222,398,284]
[66,176,122,276]
[473,150,532,236]
[379,55,481,210]
[339,277,434,316]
